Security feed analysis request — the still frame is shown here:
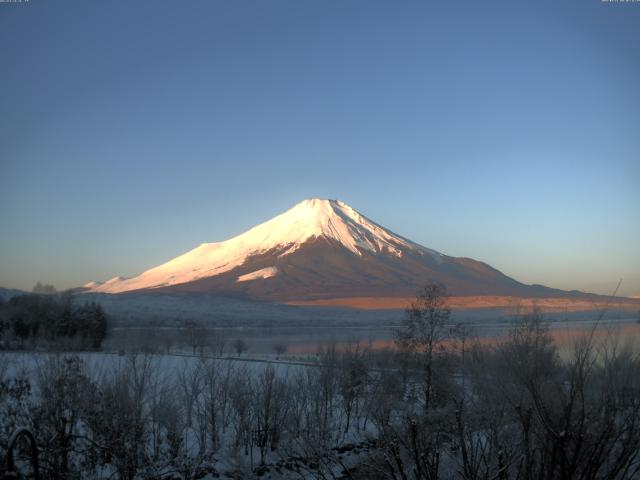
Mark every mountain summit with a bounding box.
[88,198,565,300]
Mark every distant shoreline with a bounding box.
[288,295,640,312]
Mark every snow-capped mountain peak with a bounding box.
[89,198,439,294]
[81,199,608,302]
[236,198,423,257]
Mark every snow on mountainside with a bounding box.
[90,199,440,294]
[237,267,279,283]
[86,198,590,301]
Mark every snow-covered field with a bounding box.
[1,351,306,382]
[0,349,384,479]
[3,314,640,479]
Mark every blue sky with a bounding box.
[1,0,639,296]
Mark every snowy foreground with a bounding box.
[0,350,391,479]
[2,315,640,479]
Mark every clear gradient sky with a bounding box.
[1,0,639,296]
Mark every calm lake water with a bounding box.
[236,318,640,354]
[110,316,640,355]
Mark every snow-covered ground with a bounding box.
[1,350,382,479]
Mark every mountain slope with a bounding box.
[0,287,29,302]
[87,199,579,300]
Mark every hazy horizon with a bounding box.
[2,0,639,296]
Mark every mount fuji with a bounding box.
[85,199,581,303]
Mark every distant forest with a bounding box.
[0,293,108,350]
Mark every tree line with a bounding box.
[0,293,108,350]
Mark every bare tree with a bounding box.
[233,338,248,357]
[253,365,290,464]
[228,367,253,454]
[31,355,96,478]
[396,282,451,413]
[86,354,157,480]
[183,320,209,355]
[177,359,204,429]
[338,343,368,434]
[273,344,287,358]
[208,330,227,356]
